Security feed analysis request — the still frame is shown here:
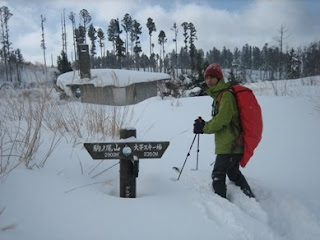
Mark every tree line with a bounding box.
[0,6,24,83]
[0,5,320,85]
[55,9,320,83]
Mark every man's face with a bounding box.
[205,76,219,88]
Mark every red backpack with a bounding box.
[218,85,263,167]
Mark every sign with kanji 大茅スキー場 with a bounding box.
[84,141,170,160]
[84,128,170,198]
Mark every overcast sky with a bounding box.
[1,0,320,65]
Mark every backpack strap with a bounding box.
[217,89,229,105]
[212,89,229,116]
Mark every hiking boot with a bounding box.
[242,187,255,198]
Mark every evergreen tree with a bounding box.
[115,36,125,68]
[131,20,142,69]
[171,22,178,77]
[241,43,252,69]
[88,23,97,68]
[181,22,189,51]
[57,51,72,74]
[97,28,105,59]
[252,46,262,70]
[146,17,156,55]
[233,47,240,63]
[188,22,197,72]
[79,9,92,43]
[158,30,167,71]
[221,46,228,67]
[121,13,133,56]
[286,48,300,79]
[107,18,121,52]
[303,41,320,77]
[140,53,149,71]
[75,26,86,45]
[206,47,221,64]
[181,22,189,72]
[105,50,117,69]
[228,68,242,85]
[261,43,270,80]
[149,53,157,72]
[107,19,124,68]
[193,49,206,95]
[10,48,24,83]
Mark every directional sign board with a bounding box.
[84,141,170,160]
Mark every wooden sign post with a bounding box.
[84,129,169,198]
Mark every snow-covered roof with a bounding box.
[56,69,171,92]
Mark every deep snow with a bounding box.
[56,69,171,97]
[1,76,320,240]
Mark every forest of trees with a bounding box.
[0,6,24,83]
[1,5,320,85]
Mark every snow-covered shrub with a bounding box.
[0,84,136,179]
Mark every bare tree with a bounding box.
[68,11,77,62]
[61,9,67,58]
[0,6,13,81]
[274,24,289,79]
[40,15,47,70]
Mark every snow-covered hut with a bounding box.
[56,69,171,105]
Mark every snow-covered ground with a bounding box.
[1,75,320,240]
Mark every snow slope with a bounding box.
[1,77,320,240]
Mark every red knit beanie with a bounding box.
[204,63,223,80]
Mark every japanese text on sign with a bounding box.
[84,141,169,159]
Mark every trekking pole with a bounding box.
[196,134,200,170]
[177,134,198,180]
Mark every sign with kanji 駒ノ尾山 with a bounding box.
[84,141,170,160]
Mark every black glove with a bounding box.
[193,117,205,134]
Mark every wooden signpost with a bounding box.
[84,129,169,198]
